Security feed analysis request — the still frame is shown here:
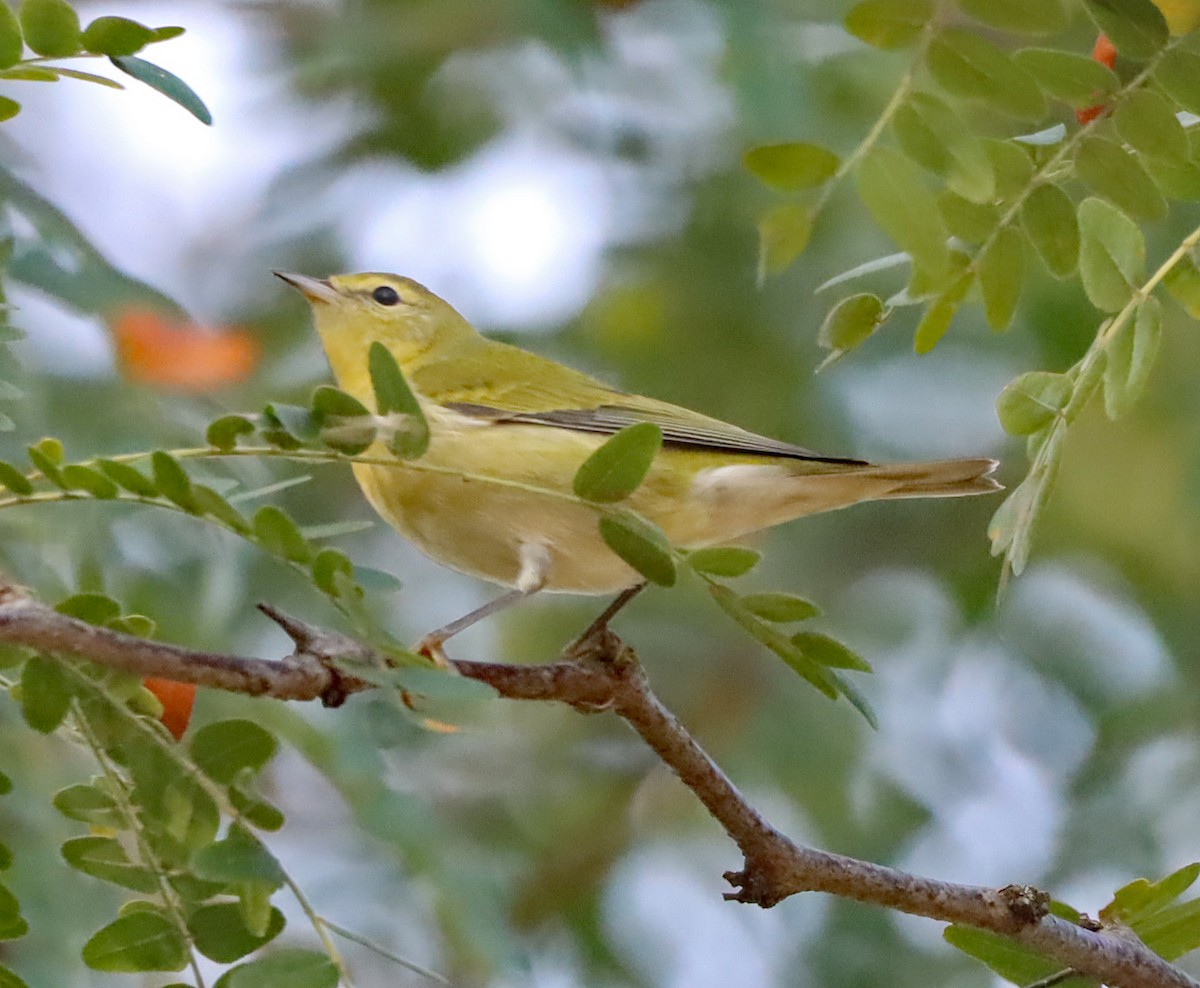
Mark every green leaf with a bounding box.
[46,65,121,87]
[191,824,285,886]
[938,191,999,244]
[984,139,1034,199]
[743,142,839,191]
[958,0,1066,34]
[28,437,64,481]
[354,566,403,593]
[19,0,79,56]
[818,293,886,358]
[191,484,251,534]
[367,341,429,458]
[1077,197,1145,312]
[0,96,19,122]
[1136,897,1200,962]
[598,511,676,587]
[1115,89,1188,163]
[0,885,27,941]
[996,371,1072,435]
[977,226,1025,331]
[0,962,29,988]
[0,5,23,70]
[190,720,278,785]
[757,203,813,281]
[1103,863,1200,926]
[312,386,376,452]
[0,772,10,794]
[61,836,159,892]
[1155,49,1200,115]
[709,584,875,722]
[159,775,220,852]
[1021,183,1079,278]
[82,910,188,973]
[236,880,274,939]
[311,547,356,596]
[739,591,821,622]
[1013,48,1118,108]
[252,505,312,563]
[855,147,949,277]
[1104,295,1161,419]
[1083,0,1168,60]
[96,458,158,497]
[687,545,762,577]
[60,463,118,498]
[927,29,1046,121]
[264,403,319,443]
[206,414,256,451]
[0,460,31,495]
[791,631,872,671]
[19,656,72,733]
[572,422,663,503]
[913,269,974,354]
[108,613,156,637]
[0,67,52,81]
[710,583,836,692]
[311,384,371,418]
[110,54,211,123]
[1075,135,1165,222]
[0,843,10,871]
[944,926,1063,986]
[52,784,122,827]
[844,0,933,48]
[81,15,153,56]
[1163,252,1200,317]
[892,94,994,203]
[151,451,195,509]
[213,949,339,988]
[190,902,285,964]
[229,788,285,832]
[1145,158,1200,202]
[56,592,121,624]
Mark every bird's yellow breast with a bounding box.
[349,405,799,593]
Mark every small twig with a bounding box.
[0,576,1194,988]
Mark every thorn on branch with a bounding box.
[256,602,370,707]
[722,865,788,908]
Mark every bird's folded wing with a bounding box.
[441,400,867,465]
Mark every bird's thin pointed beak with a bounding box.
[273,271,339,304]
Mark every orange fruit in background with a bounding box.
[112,309,259,392]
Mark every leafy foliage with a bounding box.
[0,1,207,122]
[3,1,1200,985]
[743,0,1200,583]
[946,862,1200,981]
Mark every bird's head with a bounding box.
[275,271,476,379]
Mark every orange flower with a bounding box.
[112,309,260,392]
[143,677,196,740]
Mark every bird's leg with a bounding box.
[562,582,647,662]
[416,542,550,666]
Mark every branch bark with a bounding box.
[0,579,1194,988]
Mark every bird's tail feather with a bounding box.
[867,457,1002,499]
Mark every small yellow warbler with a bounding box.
[277,271,999,655]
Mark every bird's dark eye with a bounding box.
[372,286,400,306]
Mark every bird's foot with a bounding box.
[414,635,453,669]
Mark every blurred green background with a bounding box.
[1,1,1198,985]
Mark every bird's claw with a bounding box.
[415,635,452,669]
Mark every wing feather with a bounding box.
[412,337,866,465]
[443,401,867,465]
